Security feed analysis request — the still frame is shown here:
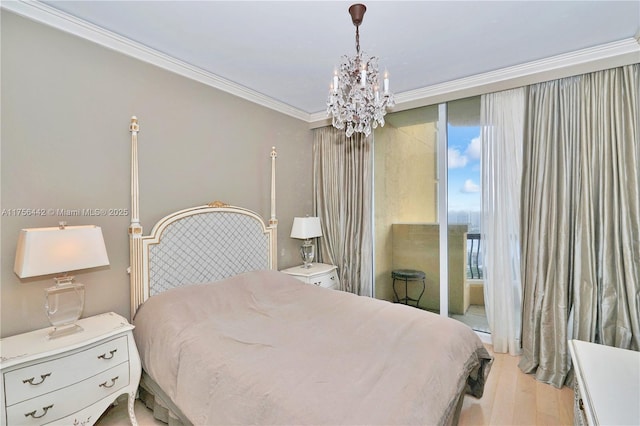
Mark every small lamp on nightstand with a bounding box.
[290,217,322,269]
[14,223,109,339]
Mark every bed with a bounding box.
[126,117,492,425]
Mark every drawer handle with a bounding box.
[99,376,119,388]
[24,404,54,419]
[22,373,51,386]
[98,349,117,360]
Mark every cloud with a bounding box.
[461,179,480,193]
[448,148,468,168]
[449,136,481,169]
[466,136,481,160]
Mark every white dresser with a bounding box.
[568,339,640,425]
[0,312,141,426]
[281,263,340,290]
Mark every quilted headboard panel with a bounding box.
[147,210,271,296]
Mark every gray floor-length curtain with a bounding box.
[312,126,373,296]
[519,64,640,388]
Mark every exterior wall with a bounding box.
[468,281,485,306]
[373,121,437,304]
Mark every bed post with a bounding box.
[269,147,278,227]
[269,146,278,269]
[129,116,144,318]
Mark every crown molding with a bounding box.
[310,37,640,127]
[394,37,640,108]
[1,0,312,122]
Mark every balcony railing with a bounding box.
[467,233,482,279]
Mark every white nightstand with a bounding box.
[569,339,640,425]
[281,263,340,290]
[0,312,141,426]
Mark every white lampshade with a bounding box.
[290,217,322,240]
[14,225,109,278]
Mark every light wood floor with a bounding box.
[98,345,574,426]
[459,345,574,425]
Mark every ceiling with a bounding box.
[8,1,640,121]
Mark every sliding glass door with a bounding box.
[373,96,488,334]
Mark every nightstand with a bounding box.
[281,263,340,290]
[569,339,640,425]
[0,312,141,426]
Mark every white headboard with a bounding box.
[127,117,278,316]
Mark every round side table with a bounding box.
[391,269,426,307]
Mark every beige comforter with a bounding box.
[133,270,492,425]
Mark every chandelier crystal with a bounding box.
[327,4,394,137]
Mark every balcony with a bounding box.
[466,233,482,279]
[466,232,485,308]
[385,224,483,311]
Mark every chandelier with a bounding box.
[327,3,394,138]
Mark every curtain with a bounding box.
[480,87,526,355]
[312,126,373,296]
[519,64,640,388]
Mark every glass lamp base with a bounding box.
[300,240,315,269]
[48,323,84,339]
[45,277,85,339]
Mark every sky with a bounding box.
[447,125,481,212]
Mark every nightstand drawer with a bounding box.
[308,271,339,289]
[4,335,129,405]
[5,361,130,426]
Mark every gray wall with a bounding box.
[1,11,313,337]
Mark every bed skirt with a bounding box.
[139,371,192,426]
[138,367,473,426]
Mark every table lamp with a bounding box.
[290,217,322,268]
[14,223,109,339]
